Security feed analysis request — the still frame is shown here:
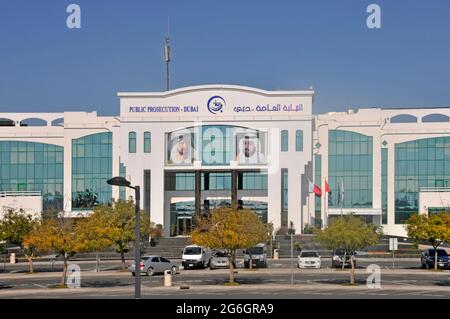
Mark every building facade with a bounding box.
[1,85,449,237]
[314,108,450,237]
[0,85,314,237]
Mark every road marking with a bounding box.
[33,284,47,289]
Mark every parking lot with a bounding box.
[1,257,449,298]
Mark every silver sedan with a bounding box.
[210,251,236,270]
[129,256,179,276]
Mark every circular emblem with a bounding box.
[207,96,225,114]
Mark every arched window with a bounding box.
[144,132,151,153]
[51,118,64,126]
[295,130,303,152]
[422,113,450,123]
[129,132,136,153]
[281,130,289,152]
[390,114,418,123]
[20,118,47,126]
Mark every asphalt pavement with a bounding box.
[0,258,449,299]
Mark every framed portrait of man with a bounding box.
[235,131,267,165]
[166,130,195,165]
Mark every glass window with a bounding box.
[72,132,112,210]
[144,132,151,153]
[129,131,136,153]
[328,130,373,209]
[240,172,268,190]
[395,137,450,224]
[0,141,64,211]
[281,169,288,227]
[281,130,289,152]
[295,130,303,152]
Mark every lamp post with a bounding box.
[107,176,141,299]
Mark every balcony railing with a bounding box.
[420,187,450,193]
[0,191,42,197]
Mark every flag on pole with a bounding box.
[338,178,345,204]
[308,179,322,197]
[308,179,314,193]
[313,184,322,197]
[325,179,332,205]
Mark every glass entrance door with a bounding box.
[177,216,192,236]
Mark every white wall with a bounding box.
[0,194,42,219]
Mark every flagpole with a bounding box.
[325,189,327,226]
[340,178,344,217]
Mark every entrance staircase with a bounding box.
[143,237,192,259]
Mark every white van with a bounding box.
[244,243,268,268]
[181,245,212,269]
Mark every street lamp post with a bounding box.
[107,177,141,299]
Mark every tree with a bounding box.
[191,207,268,283]
[0,209,39,273]
[23,216,84,286]
[89,200,151,270]
[75,212,116,272]
[315,215,382,284]
[406,213,450,270]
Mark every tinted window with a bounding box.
[245,247,264,255]
[151,257,160,262]
[184,247,202,255]
[142,257,150,261]
[301,251,319,258]
[335,249,347,255]
[214,251,227,257]
[428,250,448,257]
[160,257,170,263]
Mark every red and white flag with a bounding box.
[308,179,322,197]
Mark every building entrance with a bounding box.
[176,216,193,236]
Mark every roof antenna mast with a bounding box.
[164,15,171,91]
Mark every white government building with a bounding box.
[1,84,449,237]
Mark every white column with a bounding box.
[387,143,396,226]
[287,169,302,233]
[267,169,281,230]
[63,134,72,213]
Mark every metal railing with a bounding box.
[0,191,42,197]
[420,187,450,192]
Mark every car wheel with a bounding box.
[147,267,154,276]
[171,266,178,275]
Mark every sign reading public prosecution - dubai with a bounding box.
[119,86,312,118]
[126,102,303,115]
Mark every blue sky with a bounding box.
[0,0,449,115]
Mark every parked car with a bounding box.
[244,243,268,268]
[421,248,449,269]
[331,248,356,268]
[209,251,236,270]
[182,245,212,269]
[129,256,179,276]
[298,250,321,269]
